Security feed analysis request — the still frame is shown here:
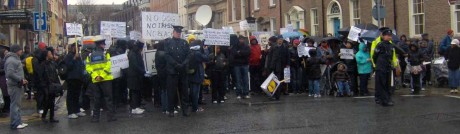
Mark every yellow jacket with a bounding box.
[370,36,398,68]
[85,52,113,83]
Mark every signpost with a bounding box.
[33,12,46,31]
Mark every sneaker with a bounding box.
[68,114,78,119]
[196,107,204,112]
[38,110,44,114]
[317,94,322,98]
[308,94,312,97]
[421,88,426,91]
[314,94,318,98]
[136,108,145,112]
[77,112,86,117]
[244,95,251,99]
[213,101,218,104]
[220,100,225,103]
[16,124,27,129]
[236,96,241,99]
[131,109,144,115]
[224,96,228,100]
[80,108,86,112]
[174,110,178,114]
[21,123,28,127]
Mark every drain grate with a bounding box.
[417,113,460,121]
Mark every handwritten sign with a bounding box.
[298,44,316,57]
[111,54,129,78]
[347,26,362,42]
[130,31,142,41]
[143,50,157,75]
[222,27,235,34]
[252,32,273,50]
[142,12,180,40]
[203,28,230,46]
[340,49,355,60]
[100,21,126,38]
[66,23,83,36]
[260,72,281,97]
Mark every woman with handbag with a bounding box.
[38,47,60,123]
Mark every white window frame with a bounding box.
[311,8,319,36]
[270,0,276,7]
[451,4,460,35]
[408,0,425,37]
[270,18,277,33]
[349,0,360,26]
[241,0,246,20]
[254,0,260,11]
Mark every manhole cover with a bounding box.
[418,113,460,121]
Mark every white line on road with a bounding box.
[353,96,375,99]
[400,95,426,97]
[444,95,460,99]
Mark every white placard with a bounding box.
[100,21,127,38]
[111,54,129,79]
[260,72,281,97]
[203,28,230,46]
[143,50,157,75]
[280,28,288,35]
[298,44,315,57]
[66,23,83,36]
[347,26,362,42]
[130,31,142,41]
[142,12,180,40]
[252,32,273,50]
[340,49,355,60]
[284,67,291,83]
[103,34,112,49]
[222,27,235,34]
[239,20,249,30]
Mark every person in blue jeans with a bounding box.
[230,36,251,99]
[306,49,324,97]
[355,42,373,96]
[188,40,209,112]
[447,39,460,94]
[5,45,28,129]
[333,63,351,97]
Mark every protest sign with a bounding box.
[340,49,355,60]
[100,21,126,38]
[222,27,235,34]
[347,26,362,42]
[239,20,256,31]
[143,50,157,75]
[297,44,316,57]
[260,73,281,97]
[66,23,83,36]
[252,32,273,50]
[111,54,129,79]
[142,12,180,40]
[203,28,230,46]
[284,67,291,83]
[130,31,142,41]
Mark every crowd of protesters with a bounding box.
[0,26,459,130]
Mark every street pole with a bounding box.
[38,0,43,43]
[377,0,381,27]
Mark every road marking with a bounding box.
[401,95,426,97]
[353,96,375,99]
[444,95,460,99]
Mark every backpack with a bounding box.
[25,57,34,74]
[57,57,68,80]
[187,51,199,75]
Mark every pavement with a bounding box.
[1,82,460,134]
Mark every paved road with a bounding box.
[1,87,460,134]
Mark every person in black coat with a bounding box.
[127,41,146,115]
[339,41,358,95]
[267,36,290,100]
[446,39,460,94]
[32,48,46,114]
[39,48,60,123]
[109,40,129,107]
[64,44,86,118]
[305,49,325,97]
[289,39,303,94]
[188,40,209,112]
[398,36,410,87]
[155,41,172,114]
[407,43,426,94]
[230,36,251,99]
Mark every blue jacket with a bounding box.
[439,35,452,54]
[355,43,372,74]
[189,47,209,84]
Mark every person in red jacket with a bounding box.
[249,36,262,94]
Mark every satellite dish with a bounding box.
[195,5,213,26]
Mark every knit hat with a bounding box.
[293,39,300,44]
[451,39,460,47]
[10,44,21,53]
[38,42,46,50]
[448,29,454,35]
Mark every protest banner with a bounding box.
[203,28,230,46]
[100,21,126,38]
[340,49,355,60]
[284,67,291,83]
[347,26,362,42]
[141,12,180,40]
[111,53,129,79]
[252,32,273,50]
[143,50,157,75]
[297,44,316,57]
[260,73,281,97]
[130,31,142,41]
[65,23,83,36]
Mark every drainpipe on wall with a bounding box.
[321,0,325,37]
[393,0,397,32]
[279,0,282,31]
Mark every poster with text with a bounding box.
[111,54,129,79]
[340,49,355,60]
[252,32,273,50]
[66,23,83,36]
[347,26,362,42]
[203,28,230,46]
[142,12,180,40]
[100,21,127,38]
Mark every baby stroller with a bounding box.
[320,62,343,96]
[433,57,449,87]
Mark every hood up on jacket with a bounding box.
[250,36,258,45]
[409,43,419,52]
[4,52,18,61]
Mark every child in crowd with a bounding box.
[306,49,325,97]
[407,43,425,94]
[333,63,351,97]
[208,46,228,103]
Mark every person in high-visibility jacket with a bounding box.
[85,36,117,123]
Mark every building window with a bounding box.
[453,5,460,33]
[270,18,277,33]
[413,0,425,35]
[311,8,319,36]
[270,0,276,7]
[231,0,236,21]
[241,0,246,20]
[254,0,260,10]
[350,0,360,25]
[286,6,305,29]
[214,12,223,28]
[330,3,340,14]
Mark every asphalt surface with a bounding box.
[1,86,460,134]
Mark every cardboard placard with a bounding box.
[141,12,180,40]
[203,28,230,46]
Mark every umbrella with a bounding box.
[338,27,350,36]
[360,30,401,43]
[282,31,303,38]
[354,23,379,30]
[303,36,322,43]
[0,33,7,40]
[323,36,341,42]
[298,29,310,36]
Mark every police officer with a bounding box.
[164,26,191,117]
[85,36,117,122]
[372,27,398,107]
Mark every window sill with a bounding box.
[269,5,276,8]
[253,9,260,12]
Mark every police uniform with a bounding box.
[372,28,398,106]
[85,37,116,122]
[163,26,191,117]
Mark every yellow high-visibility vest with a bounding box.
[370,36,398,68]
[85,52,113,83]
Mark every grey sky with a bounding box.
[68,0,127,5]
